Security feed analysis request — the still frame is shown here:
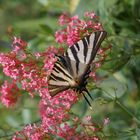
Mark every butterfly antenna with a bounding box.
[82,92,92,109]
[83,88,93,100]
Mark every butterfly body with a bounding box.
[48,31,107,105]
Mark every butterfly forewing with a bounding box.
[48,31,107,97]
[65,31,107,65]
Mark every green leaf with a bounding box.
[98,75,127,99]
[136,128,140,139]
[40,24,54,35]
[135,101,140,120]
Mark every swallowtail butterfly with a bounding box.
[48,31,107,107]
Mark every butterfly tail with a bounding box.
[83,87,93,100]
[82,92,92,108]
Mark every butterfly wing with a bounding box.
[48,56,76,97]
[65,31,107,78]
[48,31,107,97]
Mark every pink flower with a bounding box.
[95,63,101,68]
[34,52,42,59]
[0,81,20,107]
[90,72,97,82]
[85,115,92,122]
[57,123,77,138]
[73,116,79,122]
[12,37,27,53]
[103,117,110,125]
[71,15,79,21]
[58,13,71,26]
[0,52,21,80]
[93,23,103,30]
[93,137,99,140]
[85,11,96,19]
[55,30,67,44]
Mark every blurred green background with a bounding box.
[0,0,140,139]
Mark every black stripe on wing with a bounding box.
[54,62,73,80]
[50,73,68,82]
[88,31,107,64]
[82,37,88,62]
[69,46,80,74]
[48,85,70,97]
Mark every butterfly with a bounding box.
[48,31,107,107]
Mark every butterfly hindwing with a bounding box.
[48,56,75,96]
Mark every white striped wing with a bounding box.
[65,31,107,64]
[65,31,107,78]
[48,31,107,97]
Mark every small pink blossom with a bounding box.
[95,63,101,68]
[39,88,51,99]
[12,37,27,53]
[93,137,99,140]
[0,52,21,80]
[90,72,97,82]
[73,116,79,122]
[94,23,103,30]
[58,13,71,26]
[85,11,96,19]
[34,52,42,59]
[57,123,77,138]
[103,117,110,125]
[71,15,79,20]
[85,115,92,122]
[55,30,67,44]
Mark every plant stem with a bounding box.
[115,100,140,124]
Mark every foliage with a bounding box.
[0,0,140,139]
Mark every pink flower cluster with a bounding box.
[55,11,103,46]
[0,81,20,107]
[12,124,51,140]
[0,11,110,139]
[13,113,110,140]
